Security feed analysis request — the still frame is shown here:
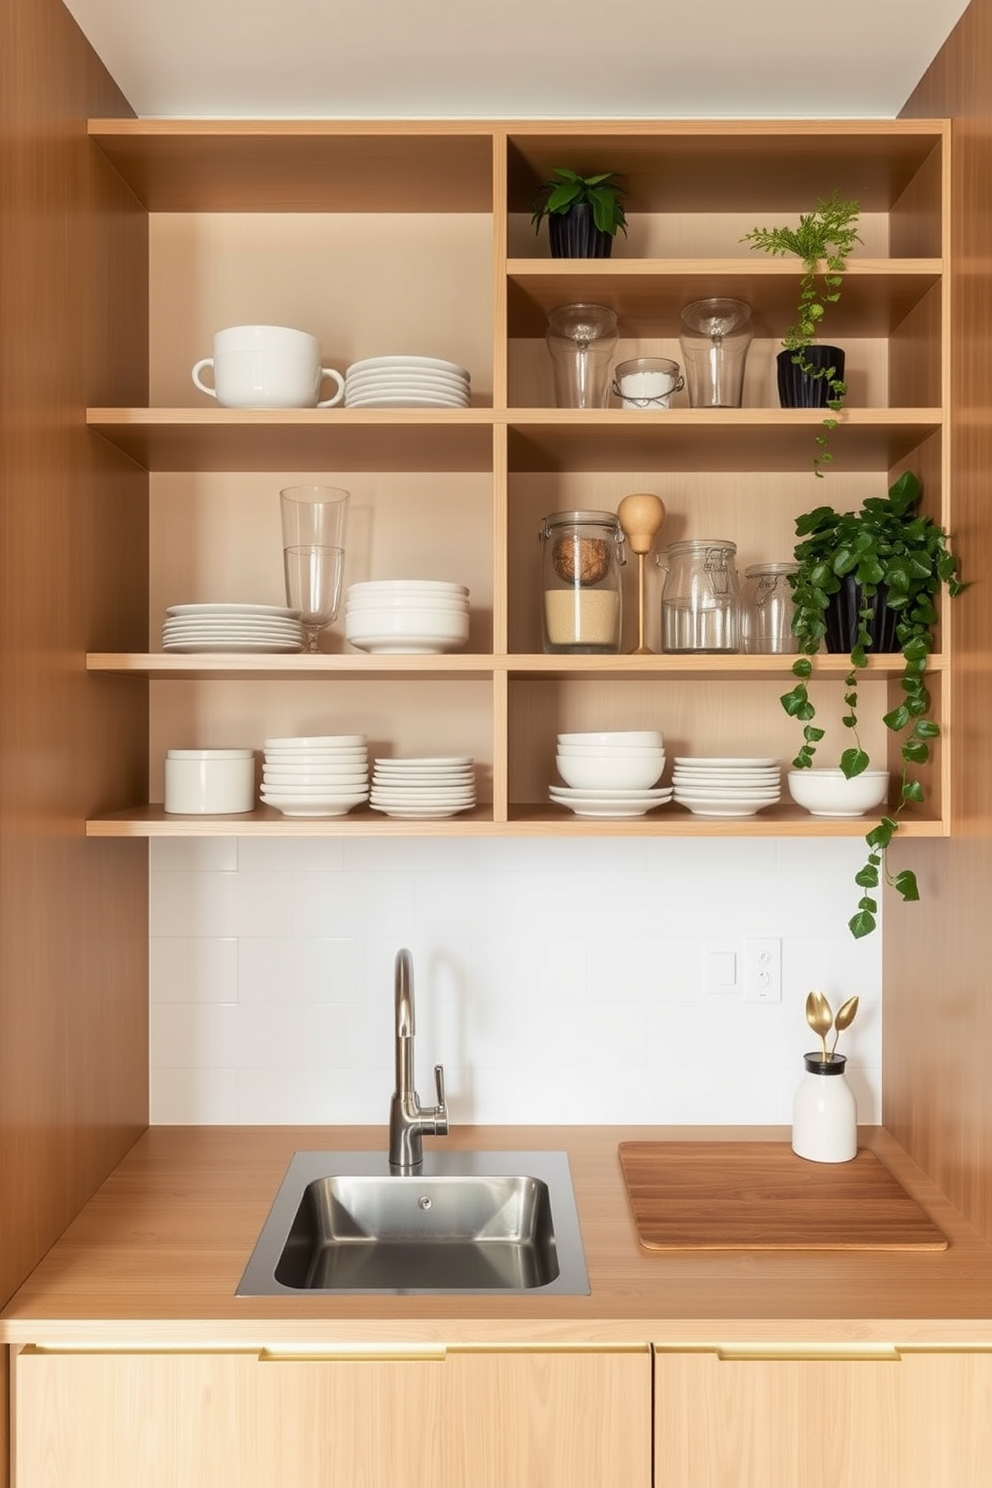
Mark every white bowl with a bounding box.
[556,754,665,791]
[347,580,468,596]
[557,731,664,747]
[556,744,666,760]
[787,768,890,818]
[262,771,368,788]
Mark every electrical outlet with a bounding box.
[744,937,782,1002]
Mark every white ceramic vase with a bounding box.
[791,1052,857,1163]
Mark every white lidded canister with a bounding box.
[164,748,255,814]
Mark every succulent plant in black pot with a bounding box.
[531,168,628,259]
[742,190,861,475]
[781,470,965,937]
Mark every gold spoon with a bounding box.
[805,990,834,1063]
[616,492,666,655]
[830,995,860,1057]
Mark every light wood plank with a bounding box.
[0,0,149,1326]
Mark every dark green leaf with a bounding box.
[901,778,925,803]
[902,738,930,765]
[883,703,911,731]
[855,863,879,888]
[893,869,920,902]
[840,748,869,778]
[914,718,940,739]
[849,908,877,938]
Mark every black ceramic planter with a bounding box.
[777,345,846,408]
[548,202,613,259]
[824,576,899,654]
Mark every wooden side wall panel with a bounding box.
[890,0,992,1242]
[0,0,149,1337]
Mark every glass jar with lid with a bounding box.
[657,538,741,653]
[741,560,800,654]
[538,510,626,654]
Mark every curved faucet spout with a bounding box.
[388,948,448,1172]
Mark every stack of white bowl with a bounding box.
[345,580,470,655]
[344,355,471,409]
[370,756,476,819]
[672,756,782,818]
[551,730,672,818]
[260,734,369,818]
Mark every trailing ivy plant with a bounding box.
[741,189,861,476]
[781,470,965,938]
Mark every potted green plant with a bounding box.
[742,190,861,475]
[780,469,965,938]
[531,168,628,259]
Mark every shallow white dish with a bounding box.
[673,756,780,769]
[374,755,473,768]
[344,372,469,397]
[369,803,476,819]
[345,393,470,409]
[346,354,470,378]
[166,602,300,618]
[260,793,367,818]
[348,580,468,594]
[262,773,368,789]
[347,636,468,655]
[164,640,303,654]
[264,735,367,749]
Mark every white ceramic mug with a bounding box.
[191,325,345,408]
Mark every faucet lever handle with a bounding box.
[433,1063,448,1133]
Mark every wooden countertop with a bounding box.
[3,1124,992,1348]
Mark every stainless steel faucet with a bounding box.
[388,948,448,1172]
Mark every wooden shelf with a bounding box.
[88,653,943,681]
[507,410,942,474]
[88,408,496,473]
[507,261,942,339]
[86,801,946,839]
[88,119,496,212]
[88,407,940,476]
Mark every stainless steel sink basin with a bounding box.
[237,1150,589,1296]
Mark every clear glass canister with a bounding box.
[539,510,626,654]
[741,561,799,654]
[657,538,741,653]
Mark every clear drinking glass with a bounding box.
[283,545,345,652]
[678,298,752,408]
[545,304,619,408]
[279,484,350,548]
[279,485,350,651]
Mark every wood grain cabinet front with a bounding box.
[12,1343,652,1488]
[653,1346,992,1488]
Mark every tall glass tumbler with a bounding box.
[678,298,752,408]
[545,303,619,408]
[279,485,350,652]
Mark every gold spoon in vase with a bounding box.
[616,492,666,655]
[805,990,834,1063]
[830,995,860,1057]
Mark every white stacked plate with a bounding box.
[370,756,476,819]
[260,734,369,818]
[672,756,782,818]
[549,784,674,819]
[345,579,470,655]
[163,603,304,654]
[344,355,471,409]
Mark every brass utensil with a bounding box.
[830,995,860,1056]
[616,492,666,655]
[805,990,834,1062]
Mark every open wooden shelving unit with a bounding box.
[83,117,951,839]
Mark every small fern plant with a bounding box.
[781,470,965,938]
[742,190,861,475]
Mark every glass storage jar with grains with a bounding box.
[539,510,626,654]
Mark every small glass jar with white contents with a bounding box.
[538,510,626,654]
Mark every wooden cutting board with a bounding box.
[617,1141,948,1251]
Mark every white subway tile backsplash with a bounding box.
[148,836,883,1126]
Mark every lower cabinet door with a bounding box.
[654,1346,992,1488]
[12,1343,652,1488]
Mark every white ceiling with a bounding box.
[63,0,971,120]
